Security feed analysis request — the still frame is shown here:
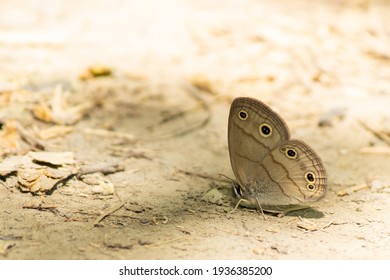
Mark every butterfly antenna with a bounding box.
[218,173,237,184]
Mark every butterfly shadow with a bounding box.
[203,184,326,219]
[263,205,325,219]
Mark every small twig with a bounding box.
[0,235,23,241]
[322,219,348,229]
[76,162,125,178]
[92,202,126,226]
[359,120,390,146]
[0,181,11,191]
[15,121,45,150]
[22,203,60,215]
[322,219,335,229]
[159,110,187,125]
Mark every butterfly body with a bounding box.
[228,97,327,207]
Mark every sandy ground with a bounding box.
[1,0,390,259]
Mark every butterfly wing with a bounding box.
[228,97,290,188]
[245,139,327,206]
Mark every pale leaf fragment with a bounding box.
[17,166,71,193]
[0,155,33,176]
[28,151,75,166]
[32,84,94,125]
[83,173,115,195]
[297,220,319,231]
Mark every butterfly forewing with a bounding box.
[228,97,290,187]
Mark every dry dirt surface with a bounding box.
[1,0,390,259]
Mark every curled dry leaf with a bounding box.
[17,166,71,193]
[266,227,279,233]
[0,152,75,193]
[1,152,122,195]
[28,151,75,166]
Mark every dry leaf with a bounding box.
[83,173,115,195]
[79,65,112,80]
[0,153,75,194]
[266,227,279,233]
[28,151,75,166]
[17,166,71,193]
[32,104,52,122]
[0,155,33,176]
[297,220,319,231]
[32,84,93,125]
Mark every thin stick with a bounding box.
[15,121,45,150]
[359,120,390,146]
[322,219,335,229]
[92,202,126,226]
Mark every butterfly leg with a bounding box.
[255,197,267,220]
[230,198,244,213]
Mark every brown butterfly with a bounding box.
[228,97,327,209]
